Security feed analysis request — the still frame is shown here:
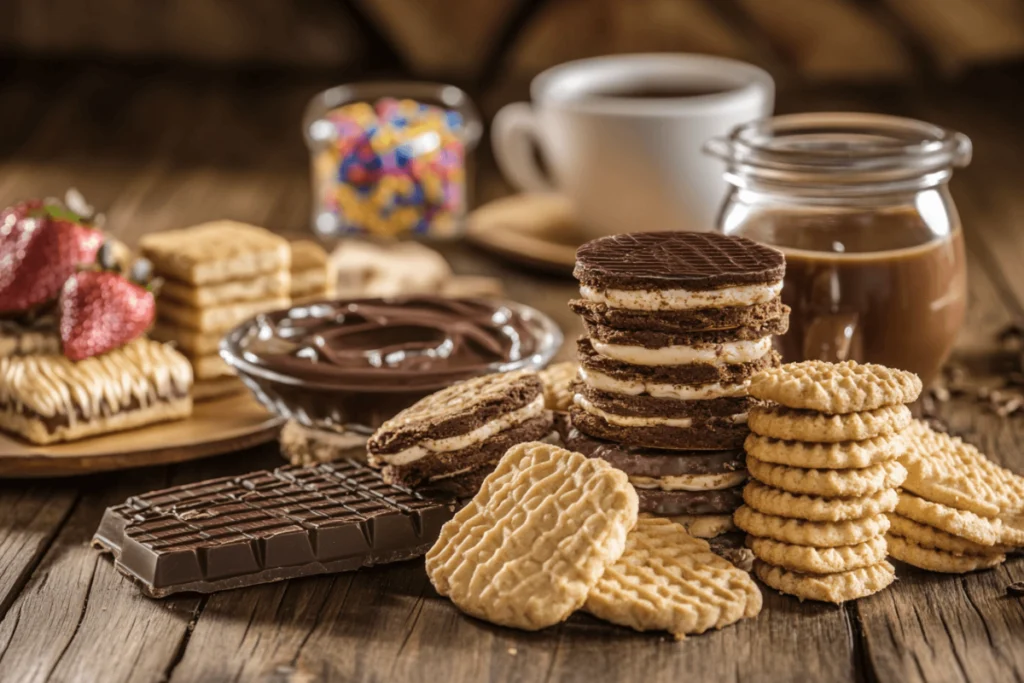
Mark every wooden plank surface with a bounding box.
[0,62,1021,683]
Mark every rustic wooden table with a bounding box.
[0,62,1022,683]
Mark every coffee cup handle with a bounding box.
[491,102,555,192]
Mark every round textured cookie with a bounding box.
[570,298,787,334]
[577,337,780,387]
[887,534,1005,574]
[747,535,888,574]
[748,360,922,414]
[574,231,785,291]
[538,361,577,412]
[754,560,895,603]
[571,405,749,451]
[584,517,763,639]
[734,506,890,547]
[746,457,907,498]
[663,514,738,539]
[745,433,901,470]
[895,492,1024,547]
[425,442,638,631]
[743,481,898,522]
[886,513,1010,555]
[636,486,744,516]
[583,317,789,347]
[747,404,912,443]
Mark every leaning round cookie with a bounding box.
[425,442,638,631]
[747,404,912,443]
[745,433,902,469]
[743,481,898,522]
[887,534,1005,574]
[637,486,744,516]
[749,360,922,414]
[886,513,1010,555]
[368,370,552,488]
[746,457,907,498]
[584,517,762,639]
[734,506,890,547]
[663,514,738,539]
[747,535,888,574]
[754,560,895,603]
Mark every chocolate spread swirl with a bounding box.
[237,297,542,391]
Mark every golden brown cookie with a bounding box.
[424,442,638,631]
[584,517,762,639]
[734,506,890,548]
[746,457,907,498]
[895,492,1024,547]
[663,514,738,539]
[748,360,921,414]
[743,481,898,522]
[886,513,1009,556]
[754,560,895,603]
[538,361,578,412]
[747,535,888,574]
[886,534,1005,574]
[745,433,902,470]
[747,404,912,442]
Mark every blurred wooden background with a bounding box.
[2,0,1024,115]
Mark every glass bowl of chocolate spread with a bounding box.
[705,112,972,385]
[220,296,563,433]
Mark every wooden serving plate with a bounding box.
[0,389,282,477]
[465,193,581,274]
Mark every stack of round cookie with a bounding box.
[736,360,921,603]
[566,232,789,541]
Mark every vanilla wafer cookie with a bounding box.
[746,457,906,498]
[743,481,898,522]
[886,514,1010,555]
[887,534,1005,574]
[747,535,888,574]
[754,560,895,603]
[895,492,1024,547]
[748,404,912,443]
[584,517,762,639]
[745,433,901,470]
[425,442,638,631]
[901,420,1024,517]
[749,360,921,414]
[539,361,577,412]
[734,506,890,547]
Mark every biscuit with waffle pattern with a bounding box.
[886,513,1010,555]
[424,442,638,631]
[745,433,902,470]
[747,535,888,574]
[895,492,1024,547]
[886,534,1005,574]
[746,457,907,498]
[748,360,921,414]
[743,481,898,522]
[754,560,895,603]
[734,507,890,548]
[747,404,912,443]
[584,517,761,639]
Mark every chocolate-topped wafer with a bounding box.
[574,232,784,291]
[577,337,780,386]
[368,370,553,491]
[92,460,457,598]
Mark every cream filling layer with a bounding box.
[590,337,773,366]
[574,393,747,428]
[664,514,738,539]
[578,367,749,401]
[580,281,782,311]
[630,471,748,492]
[379,394,546,466]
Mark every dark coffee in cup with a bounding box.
[584,85,735,99]
[735,210,967,385]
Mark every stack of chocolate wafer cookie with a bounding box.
[890,419,1024,573]
[737,360,920,602]
[566,232,788,542]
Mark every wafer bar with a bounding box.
[92,460,456,598]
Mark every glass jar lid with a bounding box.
[704,112,972,196]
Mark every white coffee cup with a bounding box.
[492,54,774,240]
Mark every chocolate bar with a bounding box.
[92,460,456,598]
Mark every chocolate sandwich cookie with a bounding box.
[577,337,780,387]
[368,370,552,491]
[636,486,745,516]
[570,298,787,334]
[571,406,748,450]
[566,427,746,478]
[573,381,758,420]
[583,317,789,347]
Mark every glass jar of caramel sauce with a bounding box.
[705,113,972,385]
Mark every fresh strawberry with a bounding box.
[59,271,154,361]
[0,201,104,313]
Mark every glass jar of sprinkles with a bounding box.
[303,82,482,240]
